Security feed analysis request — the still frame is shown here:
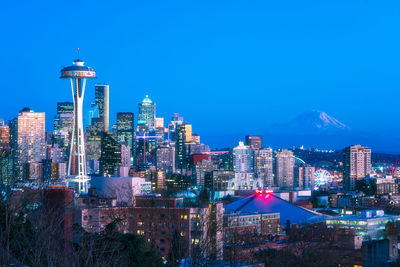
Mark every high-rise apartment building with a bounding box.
[343,144,371,191]
[304,166,315,190]
[274,149,295,189]
[230,141,261,190]
[294,165,315,190]
[16,108,46,164]
[156,143,175,174]
[95,84,109,132]
[233,141,253,173]
[138,95,155,129]
[245,136,262,151]
[116,112,134,150]
[254,148,274,187]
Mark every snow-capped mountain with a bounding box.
[268,110,350,135]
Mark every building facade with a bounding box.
[343,145,371,191]
[274,149,295,189]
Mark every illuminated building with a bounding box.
[254,148,274,188]
[168,113,183,141]
[0,122,10,149]
[190,153,210,166]
[120,143,131,168]
[116,112,134,151]
[86,118,103,162]
[184,124,192,142]
[245,135,262,151]
[155,117,164,128]
[90,177,150,204]
[132,197,223,260]
[224,212,280,241]
[233,141,253,173]
[155,170,165,191]
[343,144,371,191]
[193,159,215,187]
[225,190,324,226]
[304,166,315,189]
[175,124,187,173]
[99,132,121,176]
[375,177,398,196]
[192,133,200,144]
[205,170,234,191]
[50,143,67,163]
[0,151,14,184]
[95,84,109,132]
[135,127,157,166]
[326,210,400,241]
[274,149,295,189]
[61,56,95,193]
[228,172,262,190]
[53,102,73,147]
[156,142,175,174]
[15,108,46,179]
[138,95,155,129]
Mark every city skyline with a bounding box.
[1,1,400,153]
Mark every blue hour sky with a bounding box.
[1,1,400,151]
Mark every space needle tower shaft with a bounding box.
[60,52,95,193]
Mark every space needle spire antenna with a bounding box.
[60,51,96,194]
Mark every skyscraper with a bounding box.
[274,149,295,189]
[116,112,134,150]
[175,124,187,173]
[61,57,95,193]
[233,141,253,173]
[156,143,175,174]
[95,84,109,132]
[138,95,156,129]
[245,136,262,151]
[254,148,274,188]
[0,121,10,149]
[14,108,46,179]
[53,102,73,147]
[343,144,371,191]
[100,132,121,176]
[16,108,46,164]
[184,124,193,142]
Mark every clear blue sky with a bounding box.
[1,1,400,149]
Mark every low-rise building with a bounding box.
[326,210,400,241]
[224,212,280,242]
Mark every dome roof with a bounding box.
[142,95,152,104]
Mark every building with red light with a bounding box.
[191,153,210,166]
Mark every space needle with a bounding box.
[61,50,95,193]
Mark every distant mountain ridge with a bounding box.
[268,110,350,135]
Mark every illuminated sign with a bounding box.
[255,189,274,196]
[62,70,96,78]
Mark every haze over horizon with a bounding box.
[1,1,400,152]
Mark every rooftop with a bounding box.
[224,193,327,225]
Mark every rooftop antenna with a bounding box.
[77,48,80,60]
